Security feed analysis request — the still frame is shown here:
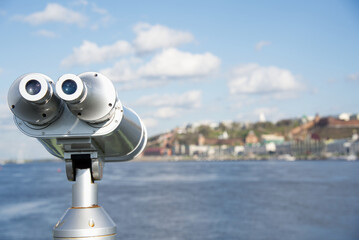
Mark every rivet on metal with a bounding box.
[55,220,64,228]
[89,218,95,227]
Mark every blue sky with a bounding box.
[0,0,358,160]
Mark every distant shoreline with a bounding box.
[133,155,355,162]
[0,156,356,165]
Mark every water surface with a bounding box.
[0,160,358,240]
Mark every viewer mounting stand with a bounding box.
[8,72,147,239]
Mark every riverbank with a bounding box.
[0,154,356,165]
[134,154,357,162]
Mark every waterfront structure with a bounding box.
[291,116,359,141]
[261,134,285,144]
[144,115,359,159]
[245,130,259,145]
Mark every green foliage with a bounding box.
[217,122,227,131]
[197,125,212,137]
[175,132,198,145]
[173,119,301,145]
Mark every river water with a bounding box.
[0,160,358,240]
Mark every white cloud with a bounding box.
[348,72,359,81]
[99,48,220,89]
[35,29,56,38]
[138,48,220,78]
[135,90,202,108]
[255,41,271,51]
[61,24,218,86]
[154,107,180,119]
[61,40,133,67]
[91,4,108,15]
[142,118,158,128]
[14,3,87,26]
[228,63,303,94]
[119,80,165,91]
[100,58,142,82]
[133,23,194,52]
[74,0,88,6]
[135,90,202,120]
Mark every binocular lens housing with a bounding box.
[55,73,117,123]
[25,80,42,95]
[62,80,77,95]
[8,73,64,126]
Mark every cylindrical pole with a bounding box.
[72,169,98,207]
[53,167,116,240]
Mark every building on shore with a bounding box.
[143,147,172,156]
[291,116,359,141]
[245,130,259,145]
[144,115,359,159]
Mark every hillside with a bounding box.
[147,115,359,149]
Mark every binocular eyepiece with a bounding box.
[9,73,62,125]
[8,72,147,163]
[9,72,119,125]
[55,73,117,123]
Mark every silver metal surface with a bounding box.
[66,160,75,181]
[53,206,116,239]
[56,72,117,123]
[7,73,64,125]
[91,158,104,181]
[14,105,147,162]
[72,169,98,207]
[53,167,116,239]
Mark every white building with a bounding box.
[259,113,266,122]
[339,113,351,121]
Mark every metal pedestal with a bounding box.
[53,168,116,240]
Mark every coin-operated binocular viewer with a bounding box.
[8,72,147,240]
